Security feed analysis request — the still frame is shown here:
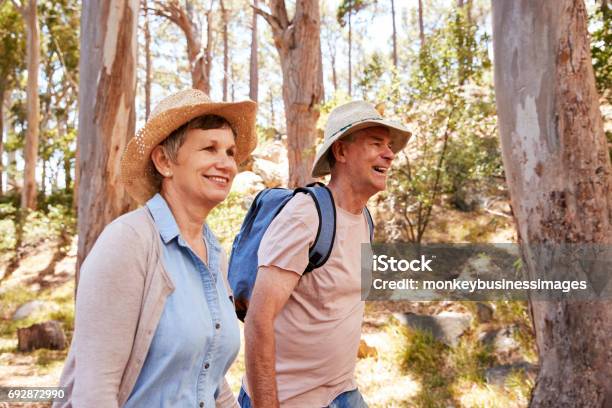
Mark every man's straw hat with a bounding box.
[121,89,257,204]
[311,101,412,177]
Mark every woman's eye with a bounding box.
[202,146,215,152]
[227,149,236,157]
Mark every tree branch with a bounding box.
[251,4,283,37]
[152,0,192,36]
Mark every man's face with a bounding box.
[338,126,395,194]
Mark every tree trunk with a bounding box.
[220,0,229,101]
[0,88,5,197]
[391,0,397,68]
[59,115,71,190]
[76,0,137,282]
[41,156,46,197]
[418,0,425,49]
[255,0,324,187]
[348,10,352,96]
[143,0,152,120]
[492,1,612,406]
[17,321,66,352]
[21,0,40,210]
[249,0,258,102]
[154,0,213,94]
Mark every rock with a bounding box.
[357,339,378,359]
[231,171,265,195]
[17,320,66,352]
[478,325,521,354]
[253,158,286,188]
[485,362,537,387]
[394,311,472,347]
[475,302,494,323]
[12,300,58,321]
[252,140,287,163]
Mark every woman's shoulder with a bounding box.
[99,206,156,246]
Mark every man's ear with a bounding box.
[330,141,348,164]
[151,145,172,176]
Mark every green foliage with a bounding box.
[590,3,612,101]
[207,192,247,252]
[0,2,26,91]
[358,8,501,242]
[401,327,454,405]
[336,0,370,26]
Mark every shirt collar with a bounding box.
[146,193,181,244]
[146,194,223,259]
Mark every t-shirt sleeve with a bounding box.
[257,193,319,276]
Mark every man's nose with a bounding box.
[382,144,395,161]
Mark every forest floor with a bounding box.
[0,204,537,408]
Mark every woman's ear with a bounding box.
[151,146,173,177]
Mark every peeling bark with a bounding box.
[249,0,258,102]
[220,0,228,101]
[492,1,612,406]
[391,0,397,67]
[18,0,40,210]
[76,0,137,282]
[143,0,152,119]
[0,88,4,196]
[255,0,324,187]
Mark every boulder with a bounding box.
[252,140,287,163]
[485,362,538,387]
[17,320,66,352]
[394,311,472,347]
[478,325,521,354]
[253,158,286,188]
[475,302,494,323]
[12,300,59,321]
[231,171,265,195]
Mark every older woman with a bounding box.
[55,89,257,408]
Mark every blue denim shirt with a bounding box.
[125,194,240,408]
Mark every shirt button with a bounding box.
[215,323,221,330]
[204,363,210,369]
[199,402,204,407]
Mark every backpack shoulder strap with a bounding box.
[363,206,374,242]
[294,182,336,272]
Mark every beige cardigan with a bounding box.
[54,207,237,408]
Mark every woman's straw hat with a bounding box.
[311,101,411,177]
[121,89,257,204]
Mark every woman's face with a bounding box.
[164,127,237,210]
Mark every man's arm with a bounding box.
[244,265,300,408]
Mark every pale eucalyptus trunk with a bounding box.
[76,0,138,282]
[492,0,612,406]
[255,0,324,187]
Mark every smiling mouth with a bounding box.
[373,166,388,175]
[204,175,229,185]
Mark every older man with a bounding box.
[241,101,411,408]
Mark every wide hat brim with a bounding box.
[121,90,257,204]
[311,118,412,178]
